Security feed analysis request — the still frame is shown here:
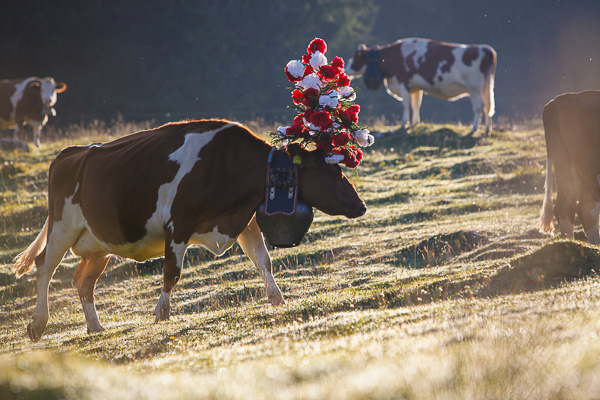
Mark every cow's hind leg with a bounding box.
[554,190,577,239]
[73,253,111,333]
[577,195,600,245]
[469,91,484,135]
[237,216,285,306]
[28,225,82,341]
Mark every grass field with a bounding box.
[1,120,600,399]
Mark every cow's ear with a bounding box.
[358,44,368,52]
[55,82,67,93]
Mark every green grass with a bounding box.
[1,120,600,399]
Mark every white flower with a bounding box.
[309,51,327,70]
[354,129,375,147]
[297,73,322,90]
[319,90,338,109]
[308,123,320,131]
[325,154,345,164]
[338,86,356,101]
[286,60,305,78]
[276,126,289,138]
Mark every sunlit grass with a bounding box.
[1,119,599,399]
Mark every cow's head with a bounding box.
[286,144,367,218]
[32,77,67,109]
[347,44,383,91]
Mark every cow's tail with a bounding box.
[483,46,496,118]
[538,157,555,235]
[13,218,49,278]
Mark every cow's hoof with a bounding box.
[268,293,286,306]
[154,306,170,323]
[86,324,106,334]
[27,320,46,342]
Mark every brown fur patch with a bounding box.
[462,47,479,66]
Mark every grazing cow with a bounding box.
[0,77,67,147]
[347,38,497,135]
[13,119,367,341]
[538,90,600,244]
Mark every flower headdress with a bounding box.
[272,38,374,168]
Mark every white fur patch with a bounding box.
[10,78,35,117]
[145,122,239,235]
[189,226,235,256]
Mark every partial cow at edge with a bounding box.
[539,90,600,244]
[0,77,67,147]
[13,119,367,342]
[347,38,497,136]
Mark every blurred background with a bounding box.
[1,0,599,127]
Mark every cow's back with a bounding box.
[49,119,270,246]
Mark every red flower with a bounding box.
[310,110,334,131]
[302,54,311,64]
[355,147,363,162]
[315,139,331,151]
[286,123,306,137]
[338,104,360,126]
[307,38,327,54]
[304,65,314,77]
[332,131,350,147]
[331,56,345,70]
[285,67,302,83]
[337,72,351,87]
[319,65,339,81]
[303,108,315,123]
[302,87,320,107]
[291,89,304,105]
[293,114,304,125]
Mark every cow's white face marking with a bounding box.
[40,78,59,106]
[189,226,235,256]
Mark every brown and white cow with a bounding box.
[347,38,497,135]
[13,119,367,341]
[538,90,600,244]
[0,77,67,147]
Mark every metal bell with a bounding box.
[255,200,314,248]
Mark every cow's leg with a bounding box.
[469,91,484,135]
[155,238,187,322]
[28,225,82,341]
[12,123,22,141]
[482,87,493,136]
[33,124,43,147]
[400,86,411,126]
[73,254,111,333]
[554,189,577,239]
[577,195,600,245]
[410,90,423,125]
[237,216,285,305]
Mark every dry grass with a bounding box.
[1,120,599,399]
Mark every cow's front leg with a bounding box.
[33,125,43,147]
[237,216,285,305]
[12,124,22,141]
[155,239,187,322]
